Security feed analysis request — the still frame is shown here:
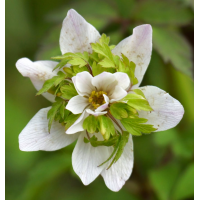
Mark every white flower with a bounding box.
[16,9,184,191]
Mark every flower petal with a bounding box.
[16,58,58,102]
[95,94,109,112]
[137,86,184,131]
[66,95,89,114]
[72,132,110,185]
[72,71,95,96]
[110,86,127,103]
[19,107,80,151]
[60,9,101,54]
[114,72,130,90]
[91,72,117,95]
[112,25,152,87]
[101,134,134,192]
[86,108,107,117]
[66,111,89,134]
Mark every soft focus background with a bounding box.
[5,0,194,199]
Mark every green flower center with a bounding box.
[88,91,107,109]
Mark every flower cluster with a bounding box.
[16,9,184,191]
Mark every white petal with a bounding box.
[66,111,89,134]
[137,86,184,131]
[19,107,80,151]
[86,108,107,117]
[16,58,58,102]
[91,72,117,94]
[110,86,127,103]
[114,72,130,90]
[72,132,110,185]
[66,95,89,114]
[112,25,152,87]
[60,9,101,54]
[72,71,95,96]
[95,94,109,112]
[101,134,134,192]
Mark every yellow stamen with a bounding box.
[89,90,107,109]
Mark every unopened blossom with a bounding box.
[16,9,184,192]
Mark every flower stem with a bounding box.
[86,130,90,140]
[107,112,123,134]
[86,64,93,76]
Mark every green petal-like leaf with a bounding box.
[60,83,78,100]
[83,115,98,134]
[98,115,116,140]
[121,117,157,136]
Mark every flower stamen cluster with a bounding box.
[88,91,107,109]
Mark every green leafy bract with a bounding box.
[118,54,138,85]
[36,71,68,96]
[47,97,66,132]
[60,83,78,100]
[110,103,138,119]
[52,52,89,70]
[122,89,153,111]
[98,115,116,140]
[83,115,99,134]
[98,131,130,169]
[121,117,157,136]
[64,113,81,131]
[84,135,119,147]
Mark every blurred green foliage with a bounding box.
[6,0,194,199]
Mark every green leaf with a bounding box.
[132,89,146,98]
[83,115,98,134]
[153,27,193,77]
[118,55,138,85]
[107,131,129,169]
[64,113,81,130]
[98,115,116,140]
[36,76,58,95]
[133,0,193,25]
[122,93,145,101]
[47,98,64,132]
[51,52,76,60]
[110,103,130,120]
[36,72,68,95]
[99,33,110,45]
[60,83,78,100]
[59,101,65,119]
[121,117,157,136]
[110,102,139,120]
[91,61,105,76]
[53,71,68,86]
[91,40,115,67]
[122,89,153,111]
[172,163,194,200]
[127,99,153,111]
[98,57,116,68]
[68,57,87,68]
[98,135,120,167]
[84,135,119,147]
[99,131,130,169]
[53,58,70,71]
[89,51,100,63]
[63,67,73,78]
[71,65,89,75]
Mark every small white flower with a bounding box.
[16,9,184,191]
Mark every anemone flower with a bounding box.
[16,9,184,192]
